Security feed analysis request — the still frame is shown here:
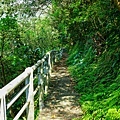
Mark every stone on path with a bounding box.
[37,53,83,120]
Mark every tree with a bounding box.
[0,16,19,87]
[0,0,59,87]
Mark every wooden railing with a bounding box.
[0,49,63,120]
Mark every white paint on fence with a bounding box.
[0,49,63,120]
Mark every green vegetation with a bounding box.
[0,1,59,119]
[58,0,120,119]
[49,0,120,119]
[0,1,59,87]
[0,16,59,87]
[1,0,120,119]
[68,44,120,119]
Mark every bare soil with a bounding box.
[37,53,83,120]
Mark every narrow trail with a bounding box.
[37,52,83,120]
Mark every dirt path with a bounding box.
[37,53,83,120]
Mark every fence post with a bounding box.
[0,94,7,120]
[25,76,29,115]
[44,56,49,95]
[38,66,44,111]
[48,52,52,76]
[60,48,63,59]
[25,67,34,120]
[45,73,49,95]
[55,51,58,62]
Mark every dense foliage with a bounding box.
[1,0,120,119]
[51,0,120,119]
[0,1,59,88]
[0,0,59,118]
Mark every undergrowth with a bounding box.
[65,0,120,119]
[67,42,120,119]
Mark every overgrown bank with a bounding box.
[50,0,120,119]
[67,41,120,119]
[65,1,120,119]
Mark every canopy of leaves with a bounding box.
[0,0,60,119]
[0,0,59,87]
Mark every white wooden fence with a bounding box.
[0,49,63,120]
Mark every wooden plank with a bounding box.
[33,86,40,96]
[0,94,6,120]
[13,102,29,120]
[0,49,62,120]
[26,67,34,120]
[1,71,30,96]
[7,84,29,109]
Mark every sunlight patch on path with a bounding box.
[37,53,83,120]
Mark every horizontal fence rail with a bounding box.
[0,49,63,120]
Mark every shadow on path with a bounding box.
[37,52,83,120]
